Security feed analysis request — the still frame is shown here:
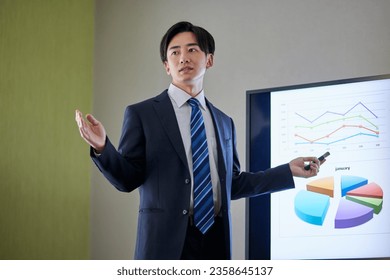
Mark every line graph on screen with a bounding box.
[277,86,389,157]
[294,101,380,145]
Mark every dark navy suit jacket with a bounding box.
[91,90,295,259]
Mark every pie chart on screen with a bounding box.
[294,176,384,228]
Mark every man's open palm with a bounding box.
[75,110,106,153]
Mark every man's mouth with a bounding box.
[179,66,193,72]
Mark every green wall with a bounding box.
[0,0,93,259]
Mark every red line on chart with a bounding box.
[294,124,379,143]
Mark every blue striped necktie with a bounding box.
[188,98,214,234]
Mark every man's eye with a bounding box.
[189,48,196,52]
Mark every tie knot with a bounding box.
[188,98,200,108]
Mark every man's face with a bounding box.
[164,32,213,91]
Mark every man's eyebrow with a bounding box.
[168,43,199,51]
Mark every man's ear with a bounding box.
[206,54,214,69]
[163,61,171,75]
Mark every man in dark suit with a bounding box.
[75,21,322,260]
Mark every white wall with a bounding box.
[91,0,390,259]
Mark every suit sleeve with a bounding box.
[91,106,146,192]
[229,119,295,200]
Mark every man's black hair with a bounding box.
[160,21,215,62]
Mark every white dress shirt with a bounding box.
[167,84,222,216]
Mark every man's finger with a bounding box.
[75,110,85,128]
[86,114,99,126]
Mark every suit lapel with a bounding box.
[206,100,228,178]
[152,90,189,171]
[151,91,228,177]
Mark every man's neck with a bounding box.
[172,81,203,97]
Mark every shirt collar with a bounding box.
[168,83,207,110]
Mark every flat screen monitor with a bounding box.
[246,74,390,259]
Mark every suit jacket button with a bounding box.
[184,179,190,184]
[182,210,188,215]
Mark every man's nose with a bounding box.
[180,53,190,64]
